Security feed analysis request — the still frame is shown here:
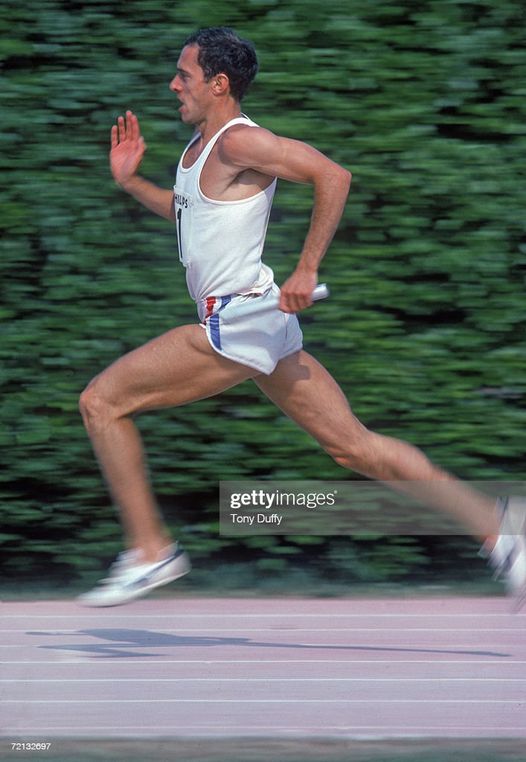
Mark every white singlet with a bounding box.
[173,115,303,375]
[174,115,276,303]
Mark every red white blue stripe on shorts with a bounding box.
[202,295,232,350]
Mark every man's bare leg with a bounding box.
[255,350,499,541]
[79,324,257,561]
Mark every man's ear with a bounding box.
[211,72,230,96]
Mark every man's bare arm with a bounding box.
[220,126,351,312]
[110,111,175,222]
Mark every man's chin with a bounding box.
[179,105,190,124]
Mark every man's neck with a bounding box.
[194,103,243,143]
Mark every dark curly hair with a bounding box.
[183,27,258,102]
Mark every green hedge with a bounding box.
[1,0,525,586]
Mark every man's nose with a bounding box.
[169,76,181,92]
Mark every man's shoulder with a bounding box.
[218,122,275,166]
[221,121,271,144]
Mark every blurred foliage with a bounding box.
[1,0,525,587]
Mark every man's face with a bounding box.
[169,45,213,125]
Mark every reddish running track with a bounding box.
[1,596,525,740]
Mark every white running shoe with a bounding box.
[77,543,191,607]
[486,497,526,608]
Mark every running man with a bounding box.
[78,27,526,607]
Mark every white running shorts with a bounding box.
[197,283,303,375]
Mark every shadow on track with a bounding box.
[27,628,510,659]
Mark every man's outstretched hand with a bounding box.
[110,110,146,187]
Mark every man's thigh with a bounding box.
[254,350,366,450]
[87,323,259,416]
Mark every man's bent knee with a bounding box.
[323,430,377,474]
[79,379,117,434]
